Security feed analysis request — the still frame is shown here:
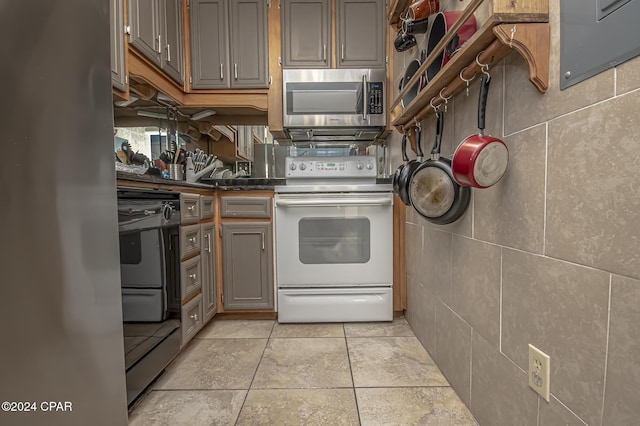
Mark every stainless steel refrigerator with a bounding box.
[0,1,128,425]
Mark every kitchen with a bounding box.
[2,0,640,425]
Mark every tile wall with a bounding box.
[393,1,640,424]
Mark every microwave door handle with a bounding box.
[362,74,368,121]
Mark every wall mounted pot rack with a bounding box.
[390,0,549,130]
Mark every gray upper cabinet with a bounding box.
[161,0,185,84]
[336,0,385,68]
[110,0,127,91]
[281,0,331,68]
[222,223,273,310]
[128,0,185,85]
[190,0,229,88]
[129,0,160,63]
[190,0,269,89]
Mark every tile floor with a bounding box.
[128,318,478,426]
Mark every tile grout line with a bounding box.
[542,121,549,256]
[343,323,363,426]
[233,321,276,426]
[600,274,613,426]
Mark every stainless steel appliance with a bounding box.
[282,69,386,142]
[274,156,393,322]
[1,1,128,424]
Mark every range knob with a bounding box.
[299,163,307,171]
[289,163,297,171]
[356,162,364,170]
[366,163,374,170]
[162,203,174,220]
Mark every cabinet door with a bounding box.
[129,0,161,64]
[190,0,230,88]
[110,0,127,91]
[229,0,269,88]
[222,223,273,310]
[235,125,254,161]
[281,0,331,68]
[161,0,184,85]
[336,0,385,68]
[201,223,217,322]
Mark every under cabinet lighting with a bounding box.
[137,111,168,119]
[190,110,216,120]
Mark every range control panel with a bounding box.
[285,156,377,178]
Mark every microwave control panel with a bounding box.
[368,82,384,114]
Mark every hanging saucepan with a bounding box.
[394,29,417,52]
[409,109,471,224]
[402,16,430,35]
[452,73,509,188]
[408,0,439,21]
[397,125,423,206]
[392,133,409,196]
[426,11,477,82]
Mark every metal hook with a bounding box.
[413,116,421,129]
[459,67,476,97]
[509,25,517,48]
[439,88,452,113]
[429,96,440,113]
[475,53,491,82]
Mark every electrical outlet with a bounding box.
[528,344,550,401]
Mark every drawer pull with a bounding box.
[190,313,198,321]
[189,237,197,244]
[189,273,197,280]
[188,205,196,212]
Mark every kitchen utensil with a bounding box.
[409,109,470,224]
[399,59,425,109]
[397,125,423,206]
[394,30,417,52]
[173,147,181,164]
[392,134,409,198]
[403,17,430,34]
[426,11,477,82]
[452,73,508,188]
[408,0,439,21]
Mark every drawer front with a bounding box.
[180,193,200,224]
[180,294,203,347]
[200,195,215,219]
[220,196,271,218]
[180,224,201,259]
[180,255,202,301]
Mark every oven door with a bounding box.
[274,192,393,287]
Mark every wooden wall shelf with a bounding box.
[390,0,549,128]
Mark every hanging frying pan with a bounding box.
[399,59,425,109]
[397,126,423,206]
[452,73,509,188]
[392,133,409,196]
[409,110,471,224]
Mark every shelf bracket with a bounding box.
[493,23,549,93]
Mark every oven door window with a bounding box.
[298,217,370,264]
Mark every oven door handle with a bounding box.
[275,198,392,207]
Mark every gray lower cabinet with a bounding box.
[190,0,268,89]
[201,223,217,322]
[281,0,385,69]
[110,0,127,91]
[128,0,184,85]
[336,0,385,68]
[222,222,273,310]
[181,294,203,346]
[281,0,331,68]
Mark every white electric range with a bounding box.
[274,156,393,323]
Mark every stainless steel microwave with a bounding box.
[282,69,386,129]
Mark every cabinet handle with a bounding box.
[189,273,197,280]
[205,234,211,253]
[220,63,224,80]
[190,313,198,321]
[157,34,162,54]
[341,44,344,61]
[188,205,195,211]
[166,44,171,62]
[261,232,265,251]
[234,63,238,80]
[323,44,327,62]
[189,237,197,244]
